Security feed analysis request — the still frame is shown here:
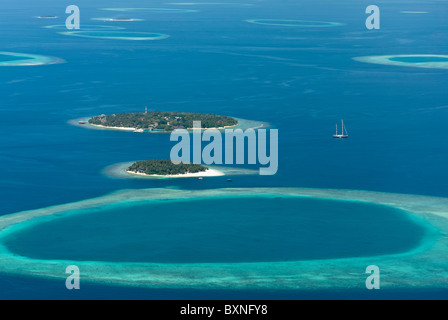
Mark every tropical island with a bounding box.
[126,159,224,178]
[88,111,238,132]
[107,18,135,21]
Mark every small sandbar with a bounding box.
[0,51,65,67]
[246,19,344,27]
[5,196,422,264]
[353,54,448,69]
[101,7,198,13]
[59,31,170,41]
[401,11,429,14]
[44,24,124,31]
[91,18,145,22]
[169,2,253,6]
[102,161,257,179]
[35,16,58,19]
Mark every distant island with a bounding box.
[88,111,238,132]
[126,159,223,177]
[107,18,134,21]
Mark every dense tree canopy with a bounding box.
[127,159,208,175]
[89,111,238,131]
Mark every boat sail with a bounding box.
[333,120,348,138]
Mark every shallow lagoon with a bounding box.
[3,195,425,263]
[0,187,445,291]
[101,8,198,13]
[0,52,64,66]
[59,31,170,41]
[353,55,448,69]
[44,24,124,30]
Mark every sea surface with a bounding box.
[3,196,426,263]
[0,0,447,299]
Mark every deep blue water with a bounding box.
[0,0,447,299]
[3,196,426,263]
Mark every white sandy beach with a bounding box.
[126,168,225,178]
[88,123,136,131]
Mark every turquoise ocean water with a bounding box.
[0,0,447,299]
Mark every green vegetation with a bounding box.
[88,111,238,131]
[127,159,208,176]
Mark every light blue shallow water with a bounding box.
[59,31,169,40]
[0,0,447,298]
[43,24,124,30]
[246,19,343,27]
[0,54,32,63]
[389,56,448,63]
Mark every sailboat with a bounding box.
[333,120,348,138]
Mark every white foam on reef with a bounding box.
[59,31,169,41]
[353,54,448,69]
[0,51,65,67]
[246,19,344,27]
[35,16,58,19]
[101,8,198,13]
[44,24,124,30]
[232,117,270,130]
[0,187,447,290]
[91,18,145,22]
[102,161,257,179]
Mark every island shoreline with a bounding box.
[88,121,239,132]
[102,161,258,180]
[125,168,225,178]
[69,116,270,132]
[0,187,445,291]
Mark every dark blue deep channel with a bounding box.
[3,196,426,263]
